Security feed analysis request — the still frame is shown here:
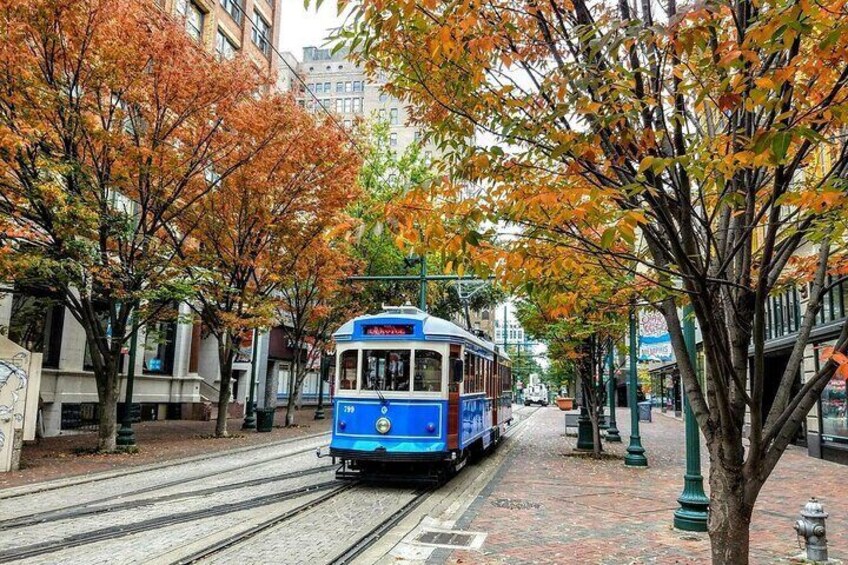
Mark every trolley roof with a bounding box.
[333,306,509,359]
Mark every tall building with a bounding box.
[157,0,282,73]
[296,47,432,158]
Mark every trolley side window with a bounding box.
[340,350,359,390]
[414,350,443,392]
[363,349,411,391]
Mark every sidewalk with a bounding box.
[444,407,846,564]
[1,406,332,490]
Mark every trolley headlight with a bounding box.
[375,417,391,434]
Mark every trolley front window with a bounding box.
[363,350,411,391]
[414,350,442,392]
[339,350,358,390]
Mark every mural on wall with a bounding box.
[0,358,28,449]
[638,310,674,363]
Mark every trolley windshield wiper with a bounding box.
[373,385,387,405]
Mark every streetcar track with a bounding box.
[0,480,344,563]
[0,463,338,531]
[0,442,327,524]
[0,431,331,501]
[172,482,359,565]
[326,488,433,565]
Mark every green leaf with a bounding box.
[600,227,616,248]
[771,132,791,161]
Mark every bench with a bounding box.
[564,412,609,436]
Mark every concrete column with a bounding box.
[171,303,193,378]
[0,293,12,329]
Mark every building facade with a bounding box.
[296,47,433,158]
[158,0,282,73]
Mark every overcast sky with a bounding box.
[278,0,345,57]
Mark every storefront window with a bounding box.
[363,349,410,391]
[142,320,176,374]
[822,373,847,443]
[414,350,442,392]
[339,351,357,390]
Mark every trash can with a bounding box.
[638,401,652,423]
[256,407,275,432]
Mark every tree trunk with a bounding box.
[215,336,235,438]
[263,361,278,410]
[97,375,119,452]
[591,411,602,455]
[708,459,754,565]
[285,363,297,426]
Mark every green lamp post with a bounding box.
[606,341,621,442]
[673,304,710,531]
[116,311,139,448]
[624,304,648,466]
[242,329,260,430]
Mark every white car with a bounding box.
[524,384,549,406]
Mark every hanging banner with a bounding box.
[638,310,674,362]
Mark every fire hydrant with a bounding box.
[795,497,829,563]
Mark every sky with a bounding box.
[278,0,345,57]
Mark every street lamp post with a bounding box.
[624,304,648,466]
[673,304,709,531]
[242,329,260,430]
[314,353,329,420]
[116,312,139,448]
[606,340,621,442]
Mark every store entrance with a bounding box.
[762,351,806,446]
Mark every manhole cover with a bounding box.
[491,498,542,510]
[415,531,476,548]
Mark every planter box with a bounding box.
[556,397,574,411]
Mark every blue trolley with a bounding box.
[329,306,513,482]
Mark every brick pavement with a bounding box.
[2,407,332,489]
[442,407,847,565]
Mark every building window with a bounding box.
[8,293,64,369]
[335,98,343,113]
[821,370,847,443]
[379,92,388,102]
[142,319,177,375]
[177,0,204,42]
[314,82,323,94]
[344,98,352,113]
[220,0,242,24]
[345,81,352,93]
[322,98,330,109]
[324,81,331,92]
[390,108,399,125]
[353,81,363,92]
[336,82,344,93]
[378,108,386,120]
[389,133,397,147]
[352,98,362,113]
[251,9,270,56]
[414,130,422,142]
[215,28,237,60]
[343,119,352,128]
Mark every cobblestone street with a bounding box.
[0,406,843,564]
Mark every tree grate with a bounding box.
[415,531,476,548]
